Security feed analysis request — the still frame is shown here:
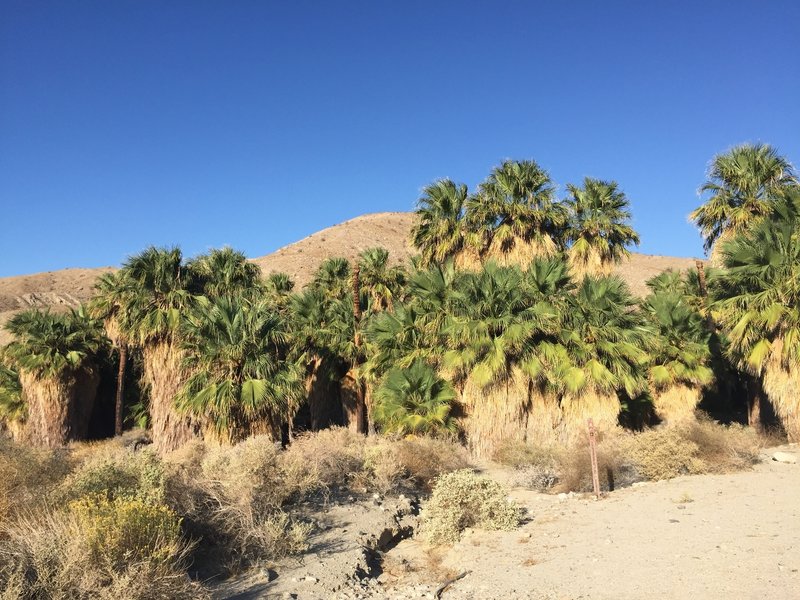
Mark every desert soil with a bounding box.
[0,212,703,346]
[216,445,799,600]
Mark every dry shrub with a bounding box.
[0,506,204,600]
[626,428,706,481]
[421,469,522,544]
[164,435,312,571]
[555,431,640,493]
[68,495,182,568]
[680,416,762,473]
[281,427,366,493]
[493,441,561,491]
[57,446,165,505]
[362,435,470,493]
[0,437,73,524]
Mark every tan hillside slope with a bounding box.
[252,211,703,296]
[0,212,703,346]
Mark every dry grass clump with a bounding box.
[493,441,562,491]
[421,469,522,544]
[0,505,204,600]
[680,416,763,472]
[0,437,73,525]
[626,428,706,481]
[361,435,470,494]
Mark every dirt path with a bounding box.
[388,445,799,600]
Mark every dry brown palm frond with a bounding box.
[652,384,702,425]
[761,338,800,442]
[559,388,621,442]
[142,342,196,453]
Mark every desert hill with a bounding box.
[0,212,703,345]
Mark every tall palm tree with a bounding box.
[411,179,469,267]
[690,143,797,262]
[187,246,262,299]
[564,177,640,277]
[118,246,197,452]
[373,360,457,436]
[643,291,714,424]
[443,262,560,456]
[553,276,649,439]
[90,271,134,436]
[712,190,800,440]
[357,247,406,312]
[466,160,566,266]
[3,308,106,447]
[177,295,303,442]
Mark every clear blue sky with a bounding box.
[1,1,798,277]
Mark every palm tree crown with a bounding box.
[565,177,640,277]
[690,143,797,253]
[411,179,469,266]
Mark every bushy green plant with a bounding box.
[421,469,521,544]
[69,495,182,568]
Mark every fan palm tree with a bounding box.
[177,295,303,442]
[564,177,640,277]
[357,247,406,312]
[690,143,797,263]
[711,190,800,440]
[187,246,262,298]
[466,160,566,266]
[552,276,649,439]
[411,179,469,267]
[3,307,106,447]
[373,360,457,436]
[90,271,134,436]
[643,291,714,423]
[117,246,197,452]
[443,262,560,456]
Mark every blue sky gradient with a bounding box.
[1,1,798,276]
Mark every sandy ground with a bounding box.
[216,445,799,600]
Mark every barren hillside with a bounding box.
[0,212,703,345]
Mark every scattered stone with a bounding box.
[772,452,797,464]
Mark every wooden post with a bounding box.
[588,419,600,499]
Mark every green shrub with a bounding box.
[69,495,182,568]
[421,469,521,544]
[58,447,165,505]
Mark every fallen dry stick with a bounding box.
[434,570,471,599]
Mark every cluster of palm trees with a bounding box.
[1,148,798,455]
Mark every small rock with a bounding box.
[305,576,318,583]
[772,452,797,464]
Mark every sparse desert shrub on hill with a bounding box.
[421,469,522,544]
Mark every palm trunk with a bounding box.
[560,388,621,443]
[340,367,366,433]
[115,344,127,436]
[745,375,763,431]
[761,339,800,442]
[19,369,99,448]
[652,384,701,425]
[143,342,196,452]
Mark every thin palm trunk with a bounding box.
[115,344,127,436]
